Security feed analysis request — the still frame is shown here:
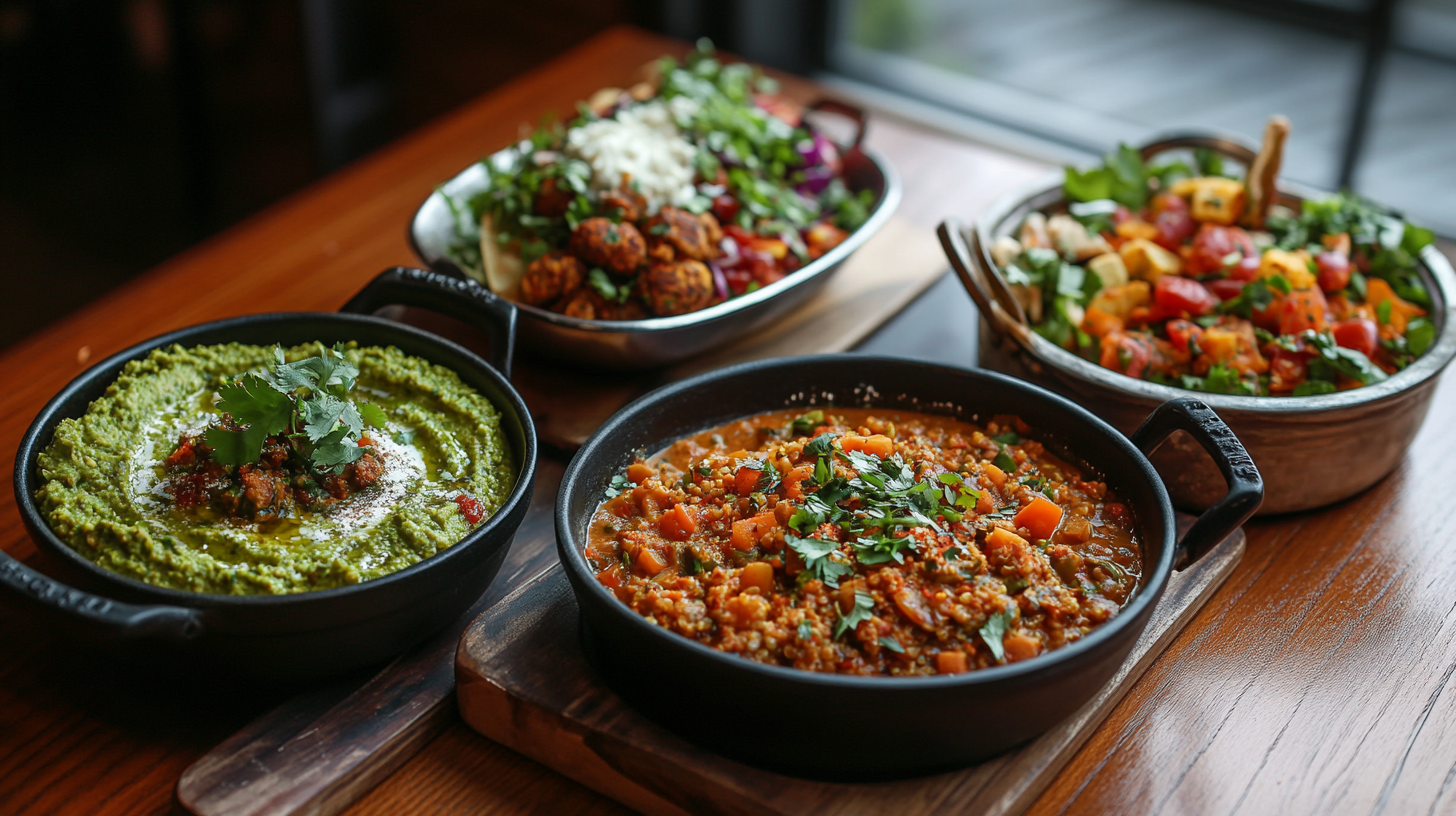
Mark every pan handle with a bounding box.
[1132,398,1263,569]
[341,266,518,379]
[0,551,203,641]
[805,99,867,150]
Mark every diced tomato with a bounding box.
[1152,208,1196,251]
[166,438,198,469]
[1267,347,1310,393]
[1165,319,1205,355]
[1332,318,1378,358]
[1154,274,1219,317]
[453,494,486,526]
[710,194,740,224]
[1279,288,1330,336]
[1316,251,1352,292]
[1186,223,1257,276]
[1205,277,1247,302]
[172,474,206,508]
[1230,253,1262,281]
[1100,333,1152,379]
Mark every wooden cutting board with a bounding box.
[456,526,1245,816]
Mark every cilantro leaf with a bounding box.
[206,373,294,465]
[1304,330,1389,385]
[785,533,853,588]
[359,402,389,429]
[309,426,365,473]
[980,608,1014,662]
[834,588,875,639]
[878,636,905,654]
[790,410,824,437]
[603,474,631,498]
[1407,317,1436,357]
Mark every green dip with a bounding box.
[34,342,516,595]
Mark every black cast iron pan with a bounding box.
[7,267,537,684]
[556,354,1261,779]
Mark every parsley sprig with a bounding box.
[203,345,386,474]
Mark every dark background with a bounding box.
[2,0,1441,349]
[0,0,643,348]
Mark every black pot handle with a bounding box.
[0,552,203,641]
[341,266,518,379]
[1131,398,1264,569]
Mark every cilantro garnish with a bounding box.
[603,474,631,498]
[992,450,1017,472]
[797,620,814,641]
[784,533,853,588]
[834,588,875,638]
[1303,330,1389,386]
[878,636,905,654]
[980,608,1014,662]
[789,410,824,437]
[203,344,380,474]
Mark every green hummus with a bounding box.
[35,342,516,595]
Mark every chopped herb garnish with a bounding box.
[879,636,905,654]
[980,608,1014,662]
[835,588,875,639]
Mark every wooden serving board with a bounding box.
[456,525,1244,816]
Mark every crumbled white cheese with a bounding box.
[565,98,700,213]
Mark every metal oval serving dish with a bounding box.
[941,133,1456,515]
[7,268,537,683]
[409,107,900,370]
[555,354,1260,779]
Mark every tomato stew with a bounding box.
[586,408,1142,676]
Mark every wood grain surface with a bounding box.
[455,527,1243,816]
[2,24,1453,816]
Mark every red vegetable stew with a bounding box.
[586,408,1142,676]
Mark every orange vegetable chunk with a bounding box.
[1014,495,1064,541]
[983,463,1008,487]
[634,546,668,576]
[729,511,779,551]
[782,465,815,499]
[625,462,654,484]
[841,434,894,458]
[734,466,763,496]
[658,504,698,541]
[936,651,969,674]
[740,561,774,594]
[1003,632,1041,663]
[985,526,1029,556]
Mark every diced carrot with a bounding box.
[625,462,654,484]
[936,651,969,674]
[740,561,774,594]
[1082,306,1124,339]
[782,465,814,499]
[1365,277,1426,335]
[1013,495,1064,541]
[1003,632,1041,663]
[985,526,1028,556]
[729,511,779,551]
[841,433,894,458]
[983,463,1008,487]
[976,490,995,515]
[634,546,668,576]
[734,466,763,496]
[658,504,698,541]
[1279,288,1330,336]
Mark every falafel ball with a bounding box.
[519,251,586,306]
[642,259,715,316]
[557,287,649,321]
[569,217,646,274]
[642,207,721,262]
[600,185,647,222]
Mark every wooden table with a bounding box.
[3,25,1455,816]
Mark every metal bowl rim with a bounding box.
[408,144,902,335]
[969,130,1456,417]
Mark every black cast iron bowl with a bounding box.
[7,267,537,684]
[555,355,1262,779]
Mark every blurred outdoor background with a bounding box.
[3,0,1452,347]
